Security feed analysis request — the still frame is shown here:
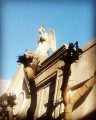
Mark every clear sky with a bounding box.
[0,0,96,80]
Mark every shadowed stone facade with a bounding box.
[0,39,96,120]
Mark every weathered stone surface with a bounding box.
[70,39,96,119]
[70,39,96,84]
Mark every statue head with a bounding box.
[38,24,46,34]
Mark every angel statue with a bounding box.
[17,25,56,80]
[35,25,56,63]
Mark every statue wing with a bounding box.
[48,29,56,52]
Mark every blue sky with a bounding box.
[0,0,96,80]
